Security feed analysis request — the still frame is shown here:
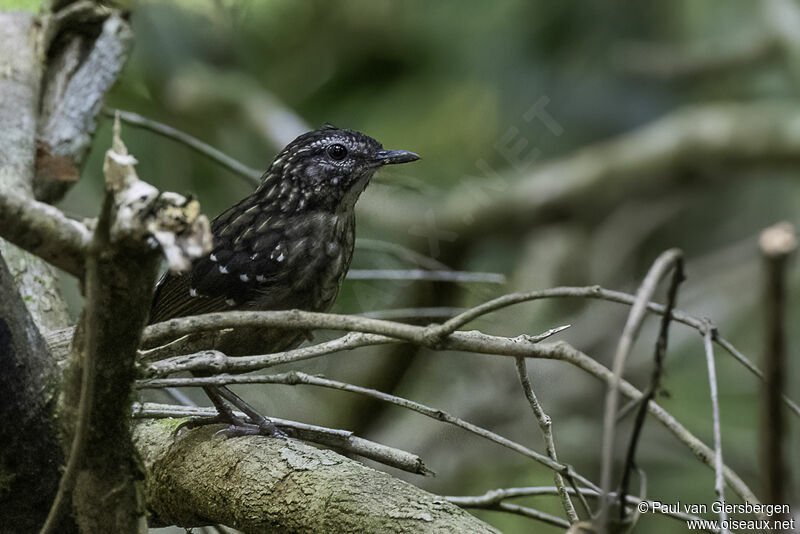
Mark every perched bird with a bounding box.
[148,126,419,435]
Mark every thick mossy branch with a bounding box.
[134,421,500,534]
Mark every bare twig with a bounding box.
[618,257,685,517]
[137,370,599,491]
[143,332,394,373]
[132,403,431,476]
[355,238,452,271]
[425,285,800,418]
[598,249,683,529]
[346,269,506,284]
[484,502,570,529]
[104,108,262,187]
[703,326,729,532]
[758,222,795,521]
[444,486,716,531]
[514,355,578,522]
[359,307,466,321]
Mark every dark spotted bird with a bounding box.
[148,126,419,435]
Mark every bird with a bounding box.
[148,126,419,436]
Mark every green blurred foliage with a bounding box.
[56,1,800,532]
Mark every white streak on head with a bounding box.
[209,253,217,262]
[189,288,198,297]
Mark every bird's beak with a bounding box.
[374,149,420,165]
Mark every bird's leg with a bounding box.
[172,385,250,435]
[212,385,288,439]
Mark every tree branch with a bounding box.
[36,11,133,202]
[132,403,431,476]
[0,255,74,533]
[48,122,212,533]
[133,420,499,533]
[0,10,70,333]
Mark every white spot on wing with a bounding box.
[219,265,229,274]
[189,288,198,297]
[225,298,236,306]
[240,274,250,282]
[209,253,217,262]
[256,275,266,282]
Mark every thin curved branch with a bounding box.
[514,356,578,522]
[704,327,729,531]
[105,108,262,187]
[426,285,800,418]
[619,257,685,516]
[599,249,683,523]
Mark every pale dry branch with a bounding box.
[514,356,578,522]
[132,403,431,476]
[703,327,729,532]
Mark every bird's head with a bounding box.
[258,126,419,212]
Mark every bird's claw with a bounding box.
[214,422,288,439]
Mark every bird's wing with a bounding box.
[149,200,296,323]
[148,272,230,323]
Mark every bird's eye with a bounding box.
[327,143,348,161]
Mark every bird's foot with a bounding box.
[205,385,288,439]
[173,410,287,439]
[215,420,288,439]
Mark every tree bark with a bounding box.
[135,421,499,534]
